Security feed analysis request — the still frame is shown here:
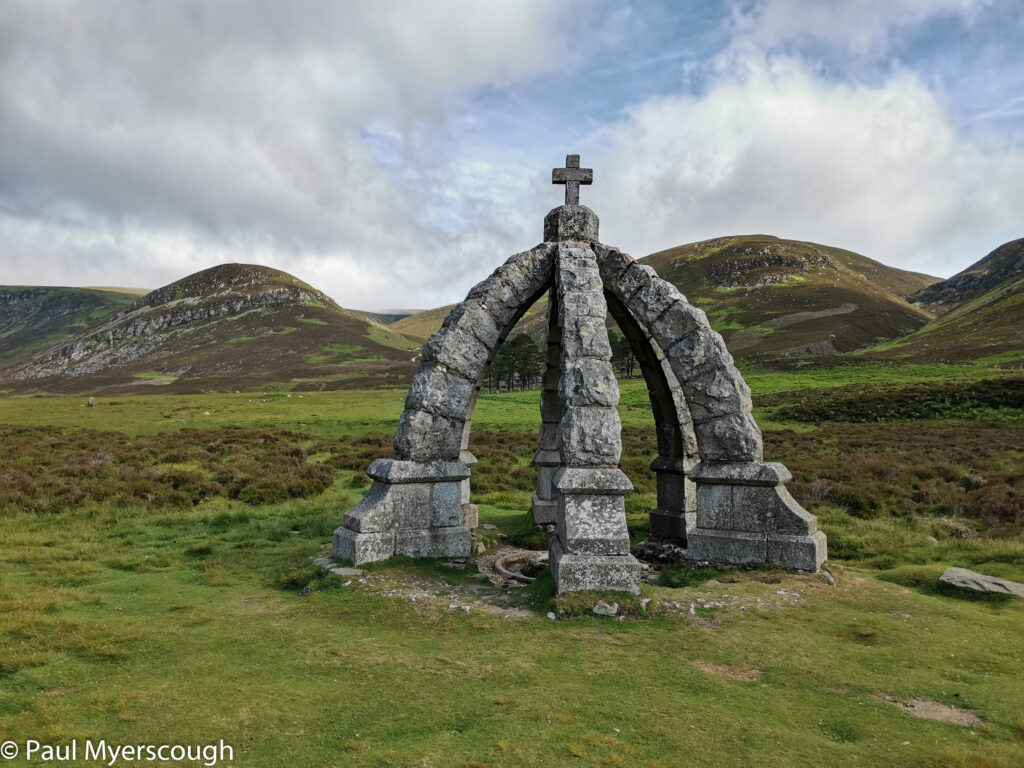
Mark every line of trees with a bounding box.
[485,333,544,392]
[485,326,641,393]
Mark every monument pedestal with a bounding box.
[686,461,827,571]
[332,458,473,565]
[549,467,640,595]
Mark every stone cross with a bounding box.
[552,154,592,206]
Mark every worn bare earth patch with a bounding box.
[691,660,762,682]
[880,695,983,725]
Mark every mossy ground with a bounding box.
[1,364,1022,766]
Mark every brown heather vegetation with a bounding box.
[2,420,1020,564]
[0,426,333,513]
[759,376,1024,422]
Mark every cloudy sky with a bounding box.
[2,1,1022,311]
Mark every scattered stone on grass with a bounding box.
[938,567,1024,596]
[593,601,619,617]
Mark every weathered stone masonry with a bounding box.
[334,155,826,593]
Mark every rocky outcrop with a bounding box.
[12,264,329,379]
[910,238,1024,312]
[709,244,837,288]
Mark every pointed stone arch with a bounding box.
[334,155,825,592]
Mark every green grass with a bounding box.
[1,365,1023,766]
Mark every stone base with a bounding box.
[395,526,472,559]
[768,531,827,572]
[649,509,687,542]
[549,537,641,595]
[687,528,766,564]
[688,528,828,571]
[531,494,558,525]
[333,527,395,565]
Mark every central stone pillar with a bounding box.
[548,240,641,595]
[532,288,563,525]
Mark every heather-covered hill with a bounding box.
[909,237,1024,313]
[0,264,420,395]
[0,286,138,367]
[395,235,939,357]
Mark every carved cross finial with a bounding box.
[552,154,592,206]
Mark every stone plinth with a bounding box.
[549,468,640,595]
[332,458,473,565]
[686,461,827,571]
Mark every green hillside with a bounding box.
[864,272,1024,364]
[395,235,939,358]
[0,287,136,364]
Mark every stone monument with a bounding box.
[333,155,827,594]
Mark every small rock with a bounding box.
[822,570,837,587]
[706,579,721,586]
[312,557,333,568]
[546,612,557,621]
[593,600,619,617]
[640,598,651,609]
[939,567,1024,596]
[442,562,466,570]
[546,524,556,533]
[482,523,499,530]
[330,566,364,577]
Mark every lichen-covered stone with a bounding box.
[431,481,463,527]
[333,528,395,565]
[625,278,688,326]
[593,243,635,286]
[560,289,607,319]
[648,300,706,351]
[343,481,432,533]
[559,407,622,466]
[395,526,472,558]
[404,363,476,420]
[544,205,599,242]
[559,358,619,407]
[466,275,522,330]
[549,537,640,595]
[687,529,767,564]
[366,458,470,484]
[556,247,602,292]
[767,531,827,572]
[557,493,631,555]
[393,409,465,462]
[560,315,612,359]
[421,326,490,382]
[461,503,480,529]
[440,300,502,349]
[616,263,658,301]
[555,466,634,495]
[693,413,764,463]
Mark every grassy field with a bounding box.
[1,362,1022,767]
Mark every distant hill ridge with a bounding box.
[395,235,939,357]
[909,237,1024,312]
[2,263,420,394]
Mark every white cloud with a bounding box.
[591,55,1024,275]
[734,0,990,57]
[0,0,568,309]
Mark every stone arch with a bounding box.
[393,243,556,462]
[335,214,824,580]
[333,244,556,564]
[604,290,698,542]
[594,244,763,463]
